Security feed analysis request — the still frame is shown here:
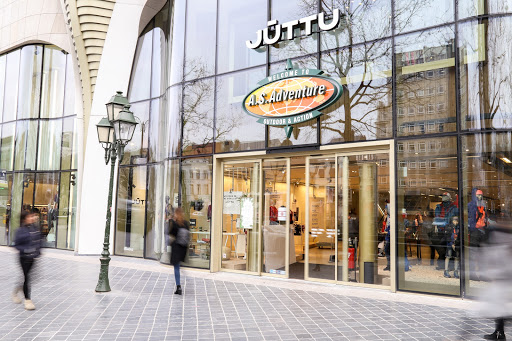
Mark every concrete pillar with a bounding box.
[359,162,377,284]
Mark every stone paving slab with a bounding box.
[0,247,499,340]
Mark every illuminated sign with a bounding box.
[246,9,341,49]
[242,60,342,137]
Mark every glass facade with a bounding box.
[122,0,512,296]
[0,44,77,249]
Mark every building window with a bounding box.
[397,142,404,152]
[437,102,445,112]
[428,87,435,96]
[419,142,426,152]
[428,104,435,114]
[418,105,425,114]
[408,107,415,116]
[398,107,405,117]
[408,143,416,152]
[428,122,436,131]
[408,91,415,98]
[408,124,415,133]
[438,85,445,94]
[427,70,434,78]
[409,161,417,169]
[417,89,424,97]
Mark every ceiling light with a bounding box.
[500,157,512,164]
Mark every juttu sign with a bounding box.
[242,60,342,138]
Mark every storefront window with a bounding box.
[321,40,392,144]
[152,2,169,98]
[184,0,216,81]
[215,67,266,153]
[181,157,212,269]
[269,55,318,74]
[459,18,512,130]
[122,101,149,165]
[394,0,454,34]
[462,133,512,297]
[397,136,459,295]
[35,173,60,248]
[396,26,456,136]
[321,0,391,51]
[146,164,165,260]
[182,78,214,155]
[217,0,266,74]
[458,0,485,18]
[128,27,153,102]
[40,46,66,118]
[115,166,147,257]
[168,0,186,86]
[17,45,42,119]
[1,123,15,171]
[61,117,75,170]
[268,119,318,148]
[57,172,76,250]
[0,55,5,122]
[148,99,166,163]
[0,174,12,246]
[161,159,180,264]
[37,120,62,170]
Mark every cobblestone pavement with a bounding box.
[0,247,497,341]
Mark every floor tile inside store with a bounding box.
[0,247,499,340]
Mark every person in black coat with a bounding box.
[13,210,42,310]
[169,207,190,295]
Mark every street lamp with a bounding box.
[95,92,138,292]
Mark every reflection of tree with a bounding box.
[182,60,238,154]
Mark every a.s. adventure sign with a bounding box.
[242,60,342,138]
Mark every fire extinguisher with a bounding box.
[348,237,355,270]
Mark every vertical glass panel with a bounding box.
[34,172,60,248]
[37,119,62,170]
[152,2,169,97]
[0,55,6,122]
[182,78,214,155]
[459,19,512,130]
[397,136,459,295]
[40,46,66,118]
[14,120,38,171]
[146,164,165,260]
[149,98,166,163]
[161,159,180,264]
[222,162,261,272]
[17,45,43,119]
[121,101,149,165]
[167,86,182,157]
[10,173,24,244]
[394,0,454,34]
[458,0,485,18]
[269,0,319,62]
[396,26,456,136]
[262,160,289,275]
[181,157,212,269]
[320,0,391,51]
[1,122,15,171]
[321,40,392,144]
[184,0,217,81]
[461,133,512,297]
[57,172,70,249]
[215,67,266,153]
[61,117,74,169]
[290,156,307,278]
[268,120,318,148]
[0,173,12,246]
[4,49,20,122]
[218,0,266,73]
[337,153,390,285]
[168,0,186,86]
[128,27,153,102]
[63,54,75,117]
[308,157,336,281]
[115,166,147,257]
[489,0,512,13]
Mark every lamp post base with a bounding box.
[95,256,111,292]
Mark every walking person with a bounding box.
[169,207,190,295]
[12,210,42,310]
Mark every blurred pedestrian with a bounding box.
[443,215,460,278]
[169,207,190,295]
[12,210,42,310]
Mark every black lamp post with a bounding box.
[95,91,138,292]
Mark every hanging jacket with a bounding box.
[468,188,487,232]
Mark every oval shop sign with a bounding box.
[242,60,342,138]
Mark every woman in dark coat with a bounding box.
[13,210,42,310]
[169,207,190,295]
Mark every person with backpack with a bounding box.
[12,210,42,310]
[169,207,190,295]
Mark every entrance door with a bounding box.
[304,151,391,286]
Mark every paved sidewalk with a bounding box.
[0,247,495,340]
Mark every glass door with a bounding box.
[221,161,261,273]
[337,151,391,286]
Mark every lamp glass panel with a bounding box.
[97,125,111,144]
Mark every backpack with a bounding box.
[176,224,190,247]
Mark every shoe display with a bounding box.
[443,270,451,278]
[454,271,459,279]
[383,266,390,271]
[24,299,35,310]
[483,330,506,340]
[174,285,182,295]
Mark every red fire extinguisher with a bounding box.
[348,238,355,270]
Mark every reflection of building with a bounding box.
[2,0,512,299]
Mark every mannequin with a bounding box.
[432,192,459,270]
[468,188,487,280]
[269,200,278,222]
